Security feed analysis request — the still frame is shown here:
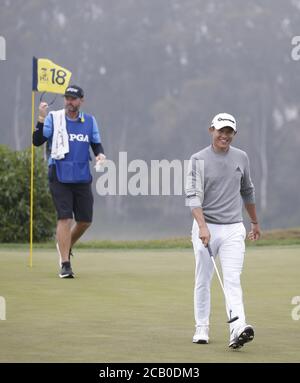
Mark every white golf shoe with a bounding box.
[229,324,254,349]
[193,326,209,344]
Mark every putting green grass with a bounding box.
[0,246,299,362]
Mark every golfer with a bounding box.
[185,113,261,349]
[33,85,105,278]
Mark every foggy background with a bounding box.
[1,0,300,240]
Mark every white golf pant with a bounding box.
[192,220,247,333]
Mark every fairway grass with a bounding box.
[0,246,299,363]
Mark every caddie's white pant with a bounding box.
[192,220,247,333]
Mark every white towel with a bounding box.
[50,109,69,160]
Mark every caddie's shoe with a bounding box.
[59,261,75,279]
[193,326,209,344]
[229,324,254,349]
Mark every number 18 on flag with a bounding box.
[32,56,72,94]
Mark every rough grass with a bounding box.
[1,227,300,249]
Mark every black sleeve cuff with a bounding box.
[91,142,104,156]
[32,122,47,146]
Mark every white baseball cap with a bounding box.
[211,113,237,132]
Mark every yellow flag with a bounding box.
[32,57,72,94]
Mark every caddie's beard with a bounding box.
[65,104,80,114]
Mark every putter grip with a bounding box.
[207,244,214,258]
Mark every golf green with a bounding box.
[0,246,299,362]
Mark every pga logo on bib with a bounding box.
[69,133,89,142]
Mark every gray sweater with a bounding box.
[185,145,255,224]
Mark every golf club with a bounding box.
[207,243,239,324]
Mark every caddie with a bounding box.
[33,85,106,278]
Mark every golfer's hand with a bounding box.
[199,226,211,247]
[38,102,48,122]
[248,223,261,241]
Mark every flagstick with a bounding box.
[29,91,35,267]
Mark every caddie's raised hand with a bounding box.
[38,102,48,122]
